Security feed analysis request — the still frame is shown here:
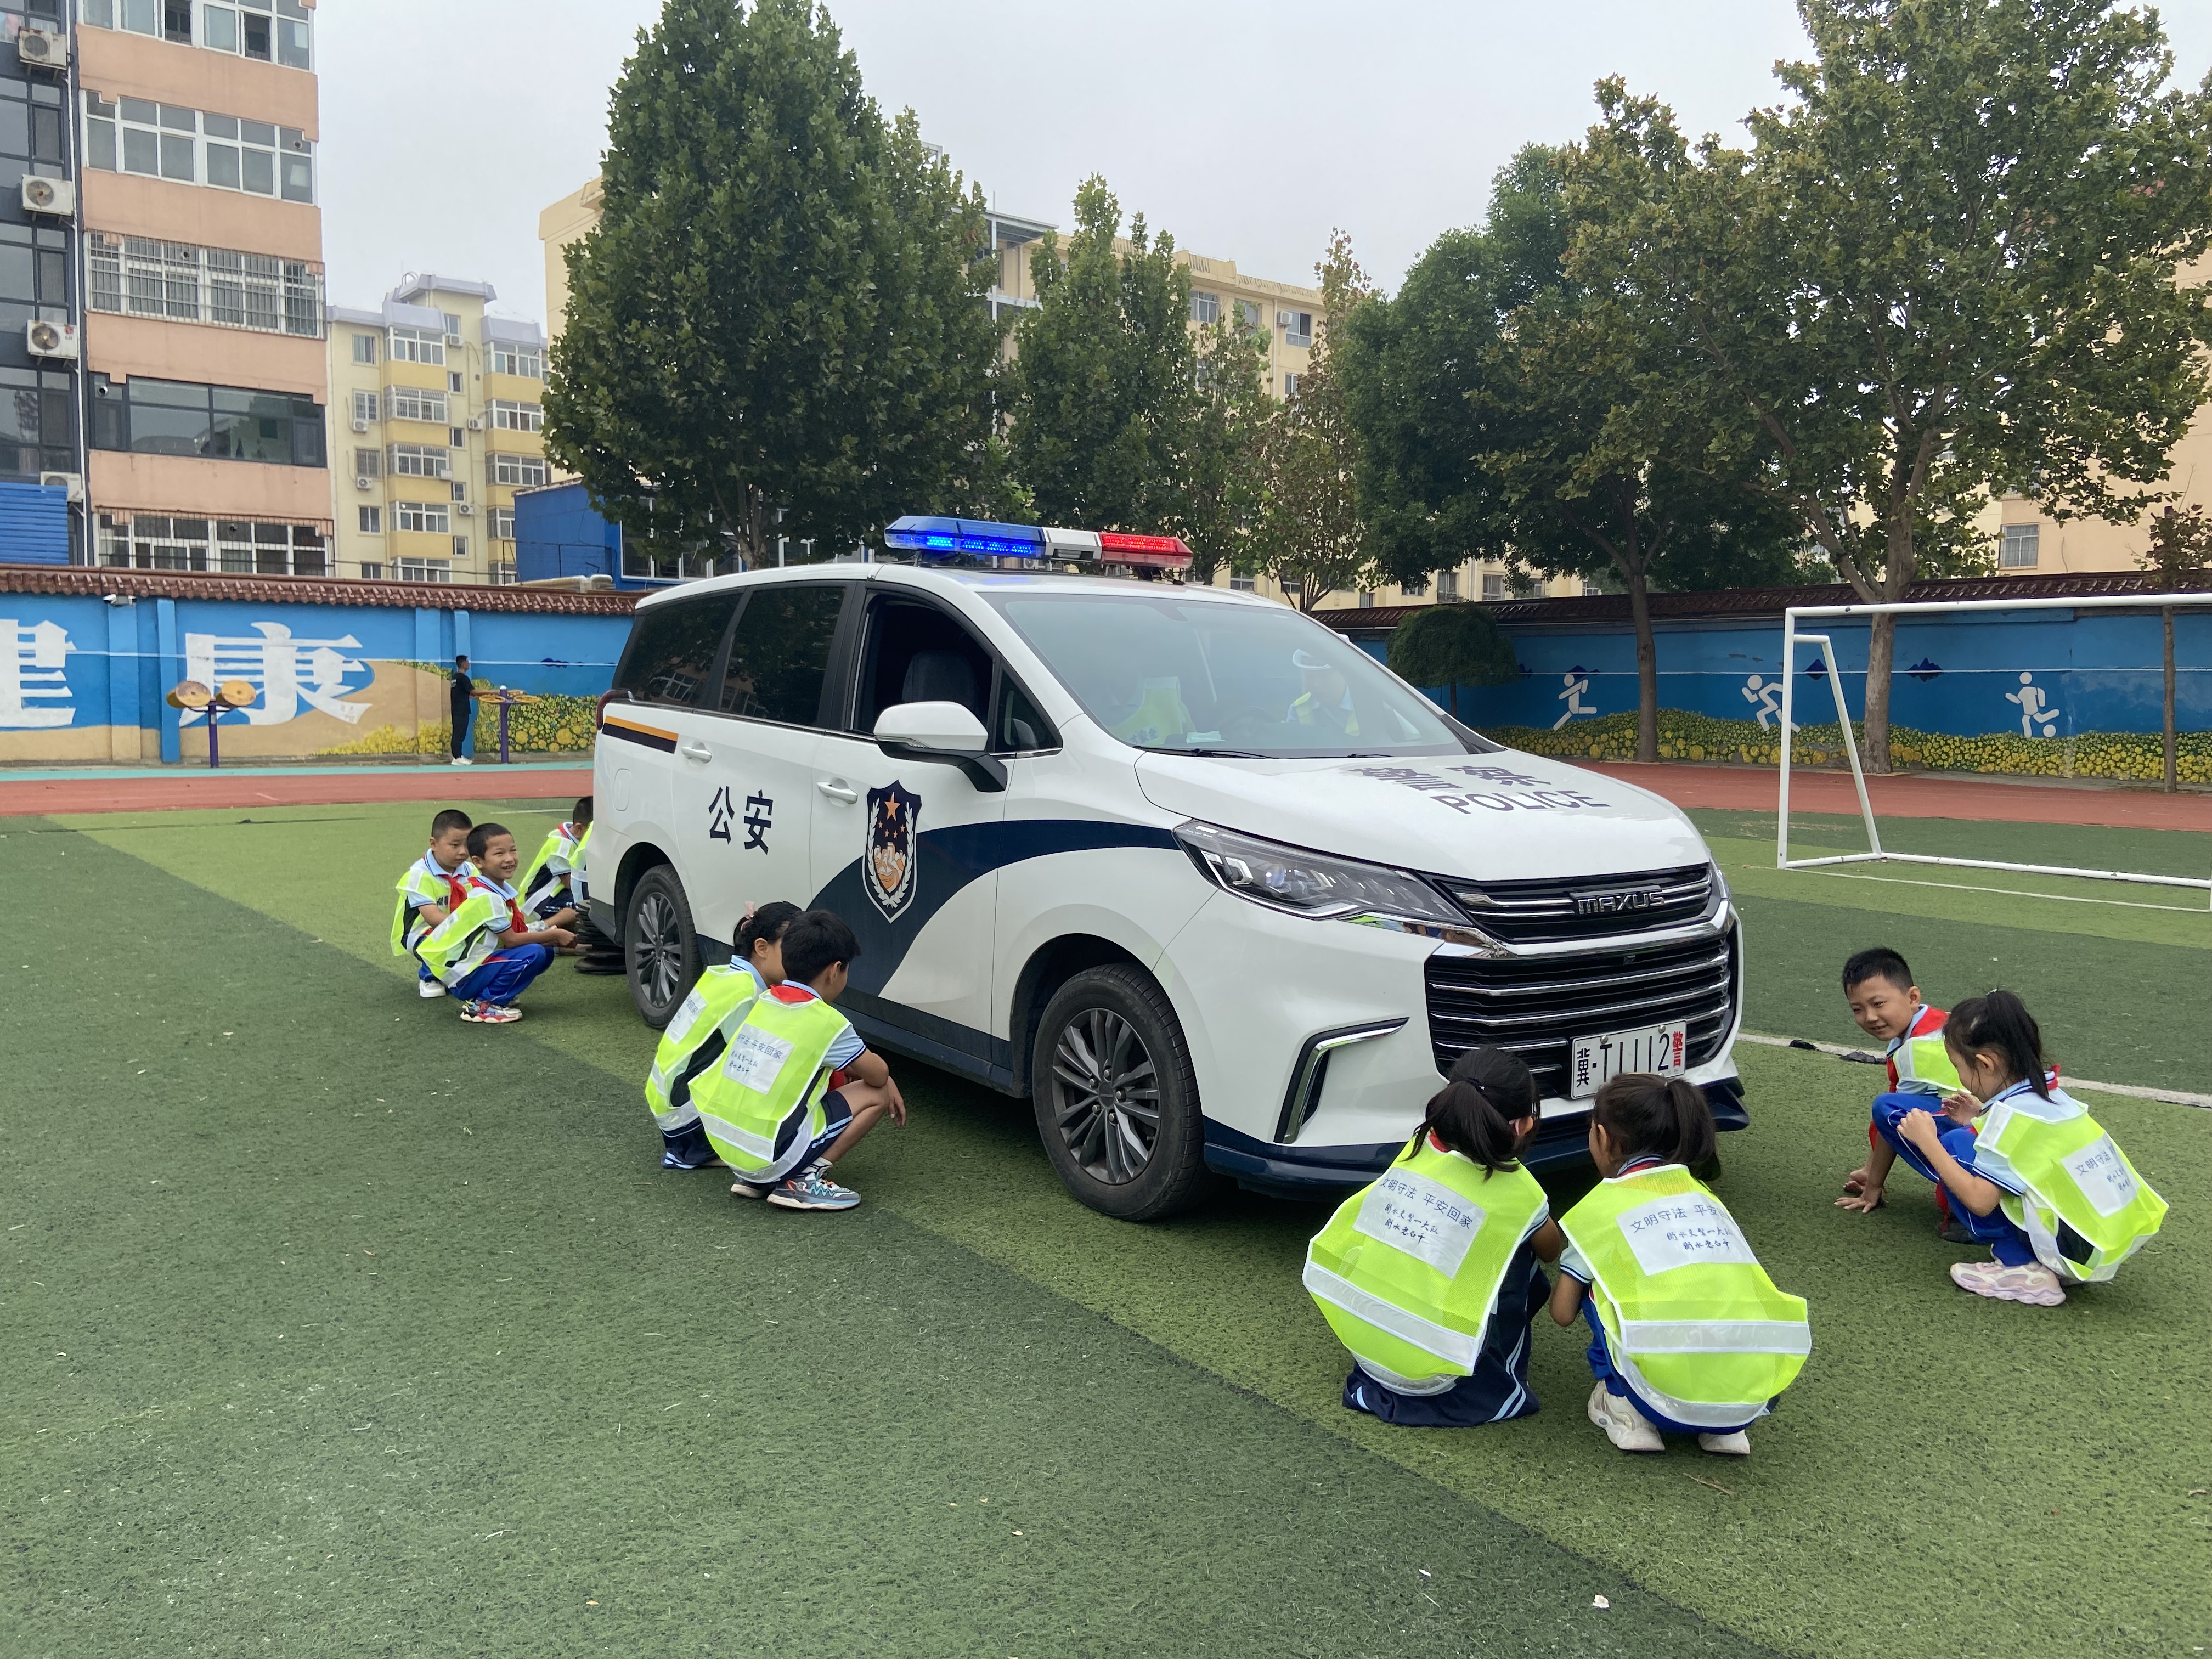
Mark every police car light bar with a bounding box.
[884,515,1047,559]
[1097,531,1193,567]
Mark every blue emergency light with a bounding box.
[884,515,1047,560]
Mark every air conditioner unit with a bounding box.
[466,416,484,431]
[444,333,462,347]
[20,176,73,216]
[350,417,369,433]
[354,476,374,491]
[26,319,77,359]
[38,469,83,502]
[18,28,67,69]
[456,502,473,516]
[1277,310,1293,328]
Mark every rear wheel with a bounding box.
[625,865,700,1029]
[1032,965,1209,1221]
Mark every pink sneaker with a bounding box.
[1950,1258,2065,1306]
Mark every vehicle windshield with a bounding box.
[981,588,1482,758]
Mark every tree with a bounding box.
[1174,314,1271,584]
[1341,149,1801,760]
[2138,503,2212,792]
[1568,0,2212,769]
[1385,602,1519,718]
[544,0,1002,566]
[1245,232,1375,612]
[1005,178,1197,533]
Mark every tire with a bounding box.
[1031,964,1210,1221]
[625,865,700,1029]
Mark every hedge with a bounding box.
[1487,709,2212,785]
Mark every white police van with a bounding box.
[589,516,1746,1220]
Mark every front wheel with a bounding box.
[625,864,701,1029]
[1031,965,1210,1221]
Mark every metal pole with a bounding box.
[498,692,511,764]
[1818,636,1883,858]
[206,704,221,770]
[1776,611,1796,869]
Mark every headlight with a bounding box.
[1175,820,1462,925]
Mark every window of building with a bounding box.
[1283,373,1300,397]
[1190,291,1219,326]
[490,562,518,586]
[1481,573,1506,602]
[0,366,75,481]
[359,561,383,580]
[84,0,312,70]
[449,426,465,448]
[452,535,469,562]
[489,399,543,433]
[1229,572,1256,591]
[396,501,451,534]
[388,325,445,365]
[1436,570,1461,602]
[1357,590,1375,609]
[0,224,70,342]
[351,331,377,364]
[491,453,549,489]
[386,386,448,425]
[447,371,464,393]
[89,376,326,468]
[488,340,545,379]
[449,481,469,504]
[346,390,375,426]
[357,505,382,534]
[2000,523,2040,568]
[0,74,67,180]
[441,312,461,338]
[389,443,449,479]
[1283,311,1313,346]
[94,513,326,575]
[397,558,451,584]
[83,94,315,203]
[488,507,516,541]
[1401,575,1428,597]
[86,234,323,338]
[352,447,381,479]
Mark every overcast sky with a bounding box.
[317,0,2212,325]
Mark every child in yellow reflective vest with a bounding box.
[1305,1047,1565,1427]
[391,808,473,999]
[1551,1074,1810,1458]
[1836,946,1972,1240]
[1897,990,2166,1308]
[644,901,802,1171]
[520,797,591,924]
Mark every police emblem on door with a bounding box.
[864,781,921,921]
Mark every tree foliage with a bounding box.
[1385,602,1519,717]
[1176,314,1271,584]
[1245,232,1376,612]
[543,0,1002,565]
[2138,503,2212,791]
[1564,0,2212,767]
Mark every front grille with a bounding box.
[1425,928,1737,1099]
[1437,863,1713,944]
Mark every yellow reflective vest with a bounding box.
[1971,1081,2167,1283]
[520,821,581,913]
[692,989,849,1183]
[1304,1139,1549,1394]
[415,884,511,988]
[1888,1005,1962,1097]
[1559,1164,1810,1430]
[646,966,764,1132]
[390,856,470,957]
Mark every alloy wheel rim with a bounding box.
[1050,1007,1160,1185]
[636,890,682,1008]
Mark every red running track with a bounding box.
[1584,761,2210,830]
[0,766,591,818]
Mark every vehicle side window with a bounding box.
[612,591,740,708]
[995,679,1057,754]
[718,584,847,725]
[854,599,994,732]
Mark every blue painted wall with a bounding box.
[1365,607,2212,737]
[0,482,71,565]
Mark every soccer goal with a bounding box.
[1776,592,2212,911]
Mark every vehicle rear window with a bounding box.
[717,584,847,725]
[614,591,741,708]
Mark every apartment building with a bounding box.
[326,273,548,585]
[72,0,330,574]
[0,0,79,539]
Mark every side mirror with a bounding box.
[872,700,1006,792]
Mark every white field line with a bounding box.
[1738,1031,2212,1110]
[1787,866,2211,914]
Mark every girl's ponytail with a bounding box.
[1592,1072,1717,1170]
[1944,989,2049,1098]
[733,899,802,964]
[1406,1046,1537,1176]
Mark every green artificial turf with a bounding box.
[5,802,2210,1659]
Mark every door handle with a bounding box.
[679,741,712,762]
[817,780,859,804]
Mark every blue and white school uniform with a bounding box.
[404,854,472,983]
[448,874,554,1007]
[1937,1081,2045,1269]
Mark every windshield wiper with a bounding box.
[1181,747,1266,758]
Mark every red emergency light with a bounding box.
[1096,531,1193,567]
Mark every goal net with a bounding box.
[1777,592,2212,911]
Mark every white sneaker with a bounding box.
[1950,1257,2066,1306]
[417,978,447,999]
[1697,1429,1751,1457]
[1588,1382,1664,1453]
[450,755,472,766]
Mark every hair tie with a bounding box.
[741,901,758,923]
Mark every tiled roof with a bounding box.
[0,564,641,614]
[1318,570,2212,634]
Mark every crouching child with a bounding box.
[415,821,575,1025]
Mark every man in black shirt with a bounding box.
[450,655,475,766]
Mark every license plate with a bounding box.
[1570,1021,1688,1099]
